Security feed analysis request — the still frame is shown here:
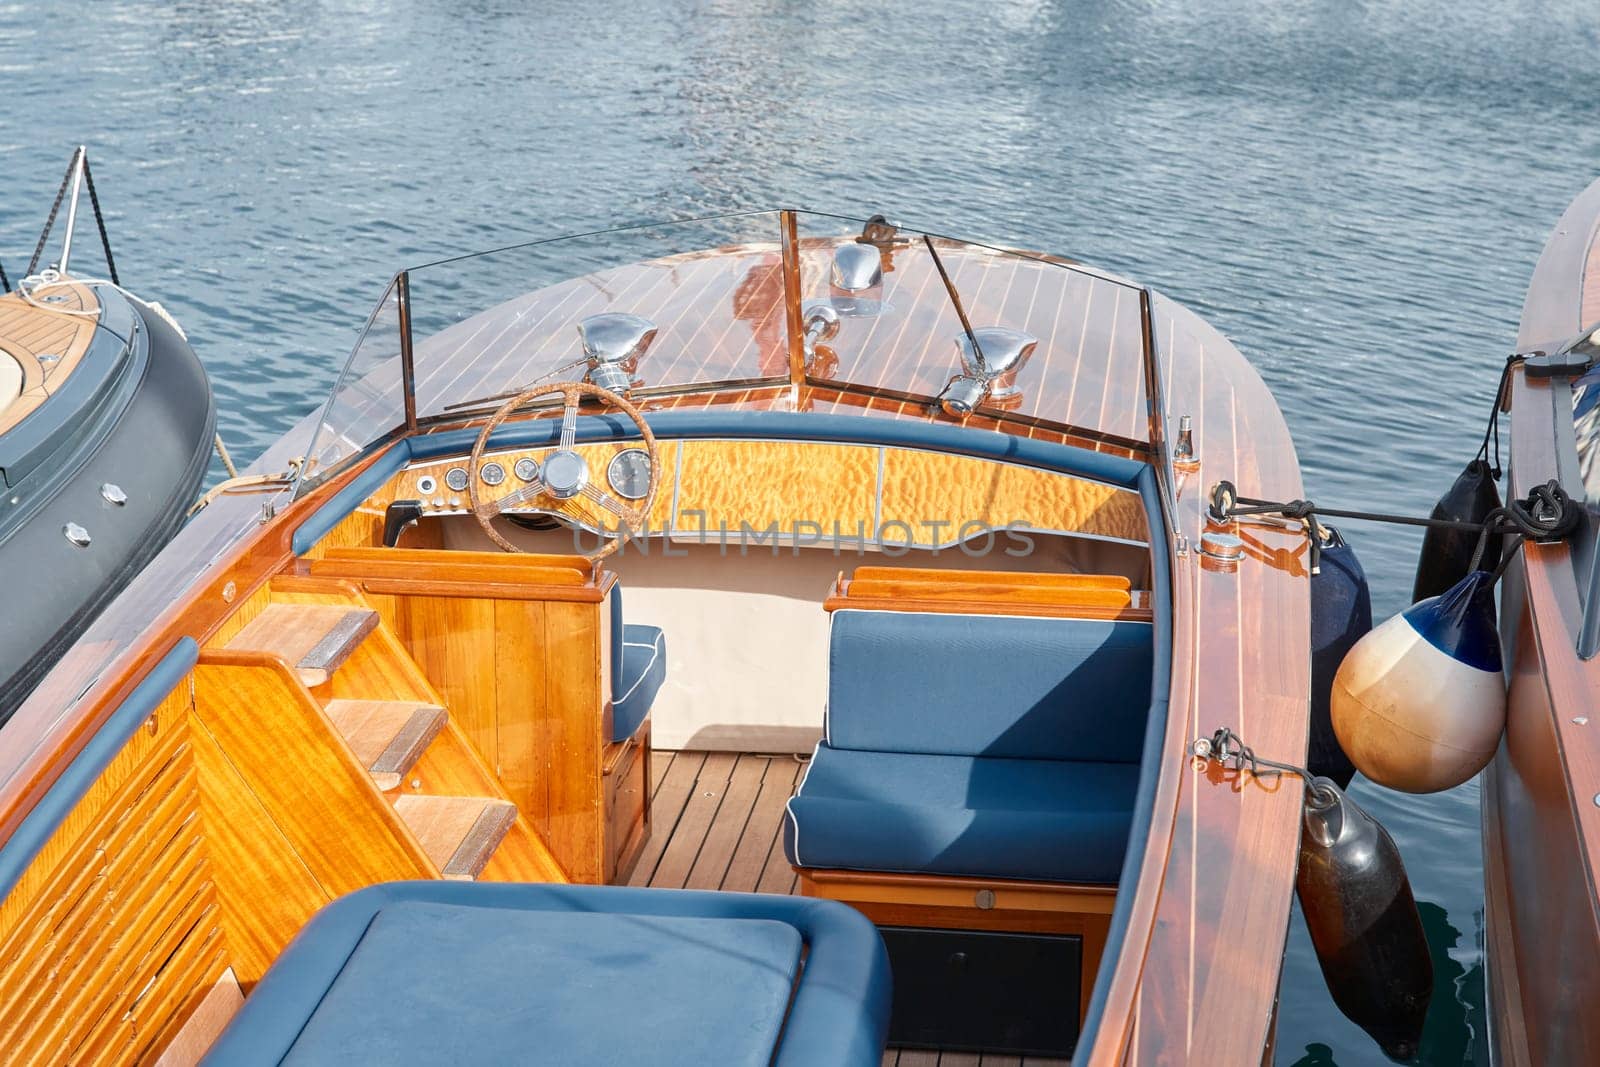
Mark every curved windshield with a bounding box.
[299,210,1150,492]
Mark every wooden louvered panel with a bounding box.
[0,703,228,1065]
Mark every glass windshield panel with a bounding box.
[792,212,1149,442]
[404,212,789,421]
[298,209,1154,494]
[300,277,404,487]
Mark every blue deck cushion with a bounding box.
[825,610,1153,762]
[785,745,1140,883]
[614,624,666,742]
[204,882,891,1067]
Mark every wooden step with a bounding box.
[325,699,447,790]
[394,795,518,880]
[225,603,379,686]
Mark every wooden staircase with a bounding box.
[220,585,565,885]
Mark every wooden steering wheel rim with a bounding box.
[467,381,661,560]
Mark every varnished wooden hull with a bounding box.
[1483,176,1600,1065]
[0,216,1311,1064]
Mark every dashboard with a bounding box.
[377,438,1151,549]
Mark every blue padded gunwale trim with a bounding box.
[0,637,199,901]
[1073,465,1174,1065]
[292,412,1148,557]
[291,438,414,555]
[203,881,891,1067]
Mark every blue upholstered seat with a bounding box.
[614,623,665,743]
[786,746,1140,883]
[786,609,1154,885]
[609,585,666,743]
[204,882,891,1067]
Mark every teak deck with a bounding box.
[635,749,1068,1067]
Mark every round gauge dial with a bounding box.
[481,462,506,486]
[514,457,540,482]
[444,466,470,492]
[606,448,652,501]
[416,475,437,495]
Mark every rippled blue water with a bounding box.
[7,1,1600,1061]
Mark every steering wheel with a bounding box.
[468,381,661,560]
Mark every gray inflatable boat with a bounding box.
[0,150,213,721]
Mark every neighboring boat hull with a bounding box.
[1484,176,1600,1066]
[0,289,214,722]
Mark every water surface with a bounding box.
[7,2,1600,1061]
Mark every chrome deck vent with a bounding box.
[937,327,1038,416]
[831,243,883,292]
[580,313,657,395]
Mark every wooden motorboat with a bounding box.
[0,149,213,722]
[0,211,1312,1064]
[1482,178,1600,1065]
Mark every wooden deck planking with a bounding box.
[638,751,1066,1067]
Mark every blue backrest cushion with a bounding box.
[826,610,1152,763]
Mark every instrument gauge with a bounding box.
[606,449,652,501]
[444,466,470,492]
[514,457,540,482]
[481,462,506,487]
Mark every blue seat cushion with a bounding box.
[826,610,1153,762]
[204,882,891,1067]
[613,623,665,742]
[785,744,1140,884]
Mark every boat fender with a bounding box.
[1331,570,1505,793]
[1412,459,1502,603]
[1309,528,1369,788]
[1297,777,1433,1061]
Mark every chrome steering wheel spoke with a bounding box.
[483,477,548,517]
[579,481,629,519]
[559,393,580,452]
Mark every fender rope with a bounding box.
[1208,477,1582,578]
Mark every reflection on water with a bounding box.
[6,0,1600,1062]
[1289,902,1487,1066]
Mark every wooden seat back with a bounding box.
[310,547,603,602]
[825,566,1149,621]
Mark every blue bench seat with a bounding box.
[786,609,1154,886]
[786,746,1139,884]
[203,882,890,1067]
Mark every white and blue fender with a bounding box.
[1330,570,1506,793]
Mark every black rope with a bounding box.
[1208,477,1582,578]
[0,256,9,294]
[25,151,78,276]
[1194,726,1338,804]
[1475,353,1527,480]
[80,154,117,285]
